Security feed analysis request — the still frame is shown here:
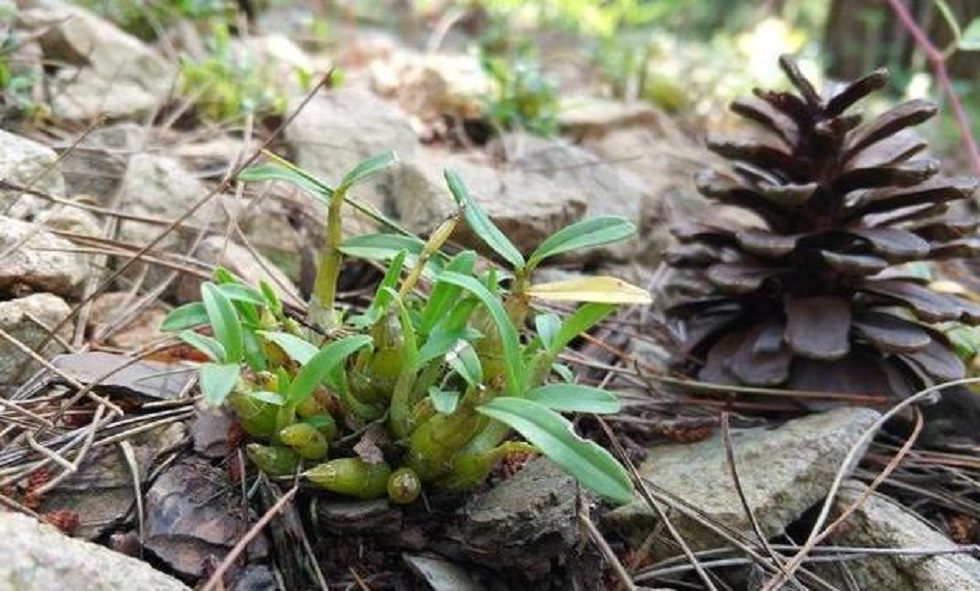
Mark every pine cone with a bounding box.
[666,55,980,404]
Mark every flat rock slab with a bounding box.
[0,511,188,591]
[605,407,881,553]
[0,216,89,298]
[820,481,980,590]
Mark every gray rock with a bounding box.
[558,97,666,140]
[176,235,303,307]
[454,457,581,580]
[0,129,66,220]
[59,123,148,197]
[0,216,89,297]
[372,51,492,121]
[0,293,73,392]
[0,511,189,591]
[404,553,487,591]
[604,407,881,553]
[818,481,980,590]
[17,0,177,120]
[115,153,216,247]
[285,87,417,217]
[393,148,586,256]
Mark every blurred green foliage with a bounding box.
[79,0,234,40]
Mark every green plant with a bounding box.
[163,151,650,504]
[79,0,232,40]
[0,25,46,123]
[478,34,558,136]
[665,55,980,405]
[179,22,289,123]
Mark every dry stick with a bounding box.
[36,403,107,494]
[578,497,636,591]
[760,380,947,591]
[886,0,980,175]
[596,418,720,591]
[200,485,299,591]
[719,412,801,590]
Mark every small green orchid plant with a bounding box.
[162,151,649,504]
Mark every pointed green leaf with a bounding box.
[259,280,283,316]
[446,340,483,387]
[553,303,616,355]
[445,169,525,269]
[349,250,408,329]
[959,17,980,50]
[238,160,334,205]
[551,362,574,382]
[535,312,561,354]
[259,330,319,364]
[438,271,523,395]
[199,362,240,406]
[477,397,633,504]
[417,327,482,367]
[526,383,621,414]
[217,283,267,307]
[428,387,460,414]
[339,233,426,261]
[201,282,244,363]
[339,151,397,191]
[161,302,209,332]
[286,335,374,406]
[419,250,478,334]
[178,330,226,363]
[527,216,635,270]
[248,390,285,406]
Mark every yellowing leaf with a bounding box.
[526,276,653,304]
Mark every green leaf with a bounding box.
[477,397,633,504]
[445,169,525,269]
[339,151,397,191]
[286,335,374,407]
[213,266,237,284]
[201,282,244,363]
[527,276,652,304]
[553,303,616,356]
[199,363,240,406]
[339,233,425,261]
[527,216,635,270]
[419,250,478,335]
[178,330,226,363]
[385,287,419,368]
[161,302,209,332]
[438,271,523,396]
[446,340,483,387]
[259,331,318,364]
[259,280,283,316]
[238,153,334,204]
[349,250,408,329]
[526,383,621,414]
[248,390,285,405]
[534,312,561,353]
[417,327,482,367]
[960,17,980,50]
[428,387,460,414]
[218,283,267,307]
[551,362,574,382]
[242,330,267,372]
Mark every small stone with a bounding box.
[87,292,168,350]
[455,457,581,580]
[818,481,980,590]
[0,129,66,220]
[0,511,189,591]
[404,553,487,591]
[604,407,881,554]
[0,293,73,392]
[0,216,89,297]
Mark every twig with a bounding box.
[761,381,939,590]
[886,0,980,175]
[578,501,636,591]
[200,485,298,591]
[720,412,800,589]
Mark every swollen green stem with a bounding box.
[389,366,418,439]
[310,187,347,330]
